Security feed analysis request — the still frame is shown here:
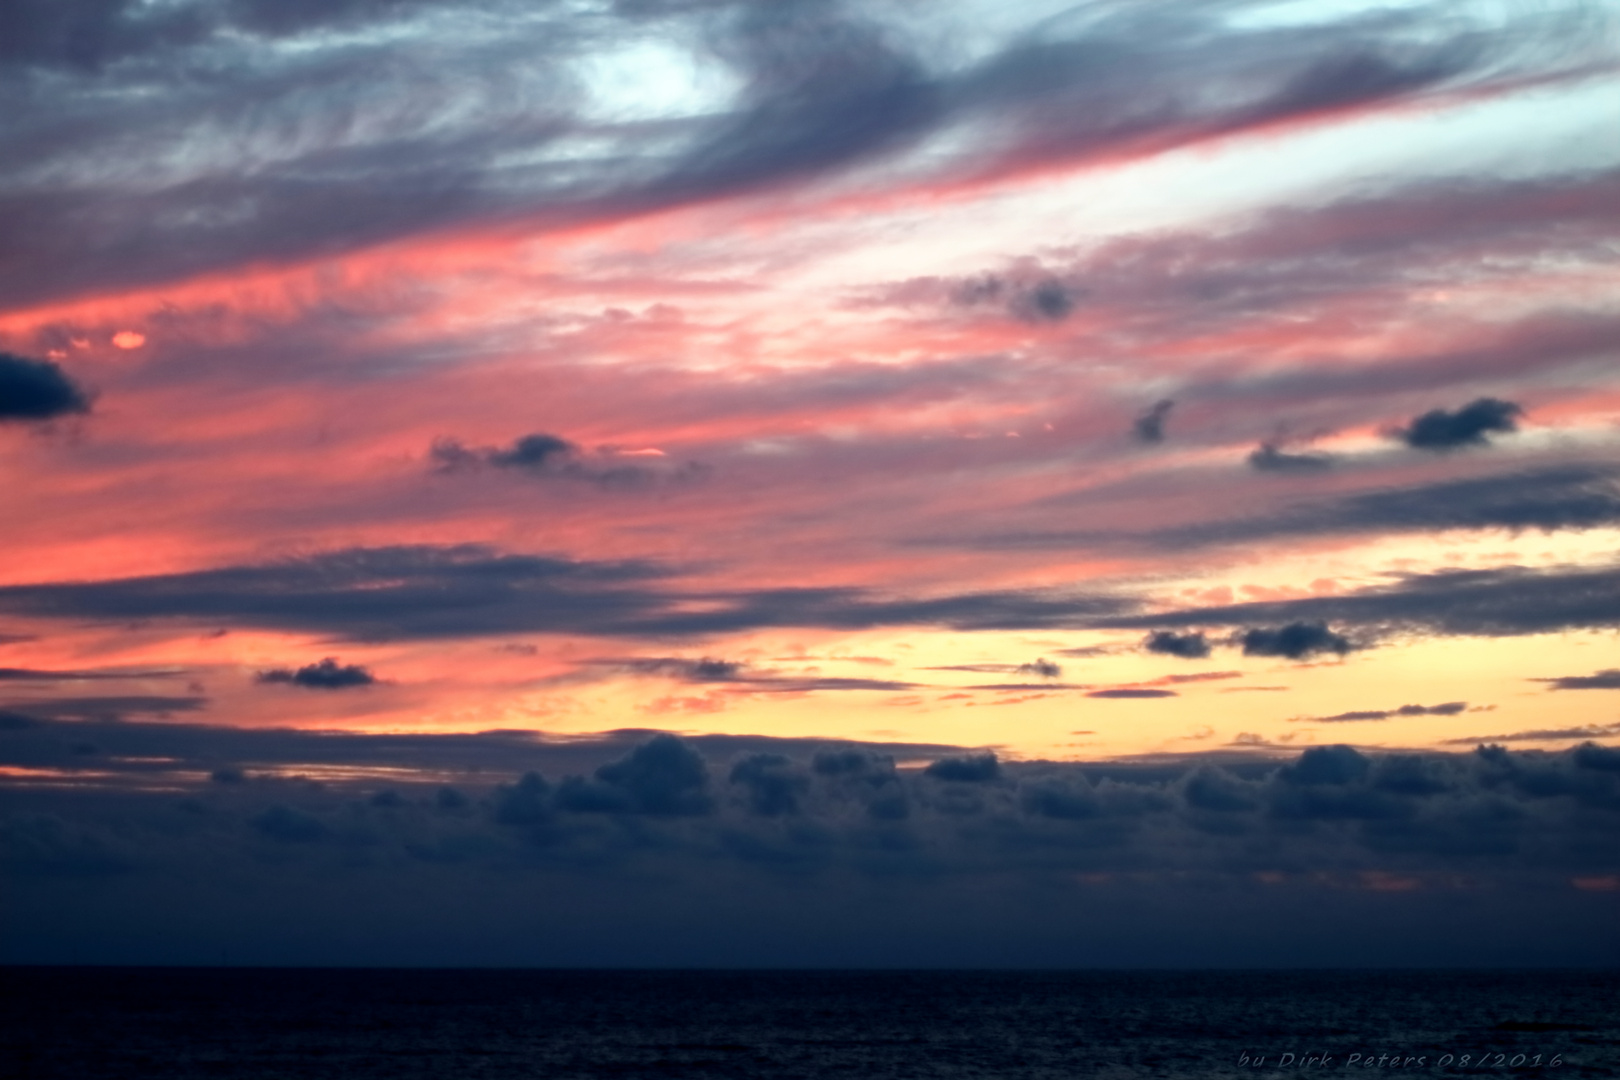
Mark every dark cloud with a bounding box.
[1011,279,1075,322]
[1247,441,1333,472]
[6,730,1620,965]
[1441,723,1620,745]
[953,464,1620,556]
[1088,688,1177,699]
[255,657,376,690]
[1132,399,1174,444]
[0,543,1132,641]
[487,433,577,470]
[1300,702,1467,723]
[1239,622,1352,660]
[0,695,206,720]
[0,353,91,422]
[1094,562,1620,640]
[251,805,328,843]
[729,753,809,816]
[1537,669,1620,691]
[589,734,712,816]
[923,753,999,783]
[1396,398,1523,451]
[1142,630,1210,659]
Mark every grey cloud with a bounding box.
[1142,631,1210,659]
[6,731,1620,965]
[0,543,1132,641]
[1239,622,1352,660]
[923,753,999,783]
[0,695,206,720]
[959,464,1620,556]
[1300,702,1467,723]
[729,753,810,816]
[1088,688,1177,699]
[1537,670,1620,691]
[1247,441,1333,472]
[0,353,91,422]
[2,0,1595,308]
[255,657,376,690]
[1092,562,1620,640]
[1397,398,1523,451]
[1132,399,1174,444]
[1441,723,1620,745]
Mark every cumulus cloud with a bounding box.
[1132,400,1175,444]
[0,353,91,422]
[1395,398,1523,451]
[255,657,376,690]
[1239,622,1353,660]
[7,730,1620,965]
[1143,630,1210,659]
[923,753,999,783]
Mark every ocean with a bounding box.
[2,969,1615,1078]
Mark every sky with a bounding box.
[2,0,1618,967]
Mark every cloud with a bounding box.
[1395,398,1523,451]
[1093,563,1620,640]
[1298,702,1468,723]
[0,695,206,720]
[1142,631,1210,659]
[7,731,1620,966]
[1537,670,1620,691]
[255,657,376,690]
[923,753,999,783]
[1089,688,1178,699]
[0,353,91,422]
[729,753,810,816]
[1132,400,1175,444]
[1239,622,1352,660]
[1441,723,1620,745]
[1247,441,1334,472]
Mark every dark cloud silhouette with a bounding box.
[1239,622,1352,660]
[1088,688,1177,699]
[589,734,712,816]
[0,353,91,421]
[1247,441,1333,472]
[1301,702,1467,723]
[255,657,375,690]
[1537,669,1620,691]
[1143,630,1210,659]
[1396,398,1523,451]
[924,753,999,783]
[251,805,328,843]
[729,753,810,816]
[6,729,1620,966]
[1133,399,1174,444]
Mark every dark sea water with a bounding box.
[2,969,1615,1079]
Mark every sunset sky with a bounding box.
[3,0,1618,966]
